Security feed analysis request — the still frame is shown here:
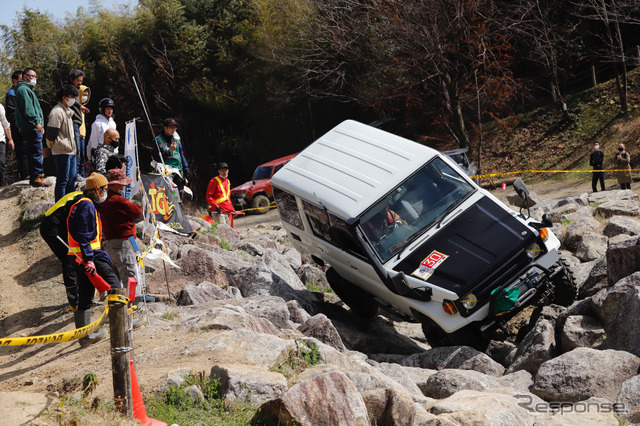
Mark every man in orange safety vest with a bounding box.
[206,162,235,227]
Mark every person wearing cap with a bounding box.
[67,172,122,348]
[91,128,120,175]
[100,168,152,303]
[206,162,235,227]
[152,118,189,195]
[43,84,79,201]
[65,69,91,178]
[86,97,116,163]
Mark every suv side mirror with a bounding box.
[513,178,531,218]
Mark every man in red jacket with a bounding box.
[206,162,235,227]
[100,168,153,303]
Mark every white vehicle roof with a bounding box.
[271,119,441,220]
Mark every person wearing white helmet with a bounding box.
[86,97,116,165]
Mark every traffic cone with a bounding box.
[130,356,167,426]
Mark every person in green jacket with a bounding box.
[15,67,50,187]
[151,117,189,197]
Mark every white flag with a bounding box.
[124,120,141,198]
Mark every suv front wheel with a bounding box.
[550,255,578,306]
[326,268,379,319]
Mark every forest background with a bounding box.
[1,0,640,203]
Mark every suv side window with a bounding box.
[301,200,366,258]
[273,187,303,229]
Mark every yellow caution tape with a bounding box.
[236,205,276,213]
[0,294,130,347]
[470,168,640,180]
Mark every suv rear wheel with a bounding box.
[251,194,271,215]
[551,255,577,306]
[326,268,379,319]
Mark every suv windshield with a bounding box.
[252,166,273,180]
[360,157,475,262]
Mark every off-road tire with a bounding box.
[251,195,271,215]
[325,268,379,320]
[551,255,577,306]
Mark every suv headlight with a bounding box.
[235,192,246,199]
[526,242,543,260]
[460,293,478,310]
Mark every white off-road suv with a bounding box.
[271,120,575,346]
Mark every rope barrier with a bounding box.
[0,294,130,347]
[469,168,639,180]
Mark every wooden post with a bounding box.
[108,288,133,418]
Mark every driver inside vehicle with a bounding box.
[363,207,407,242]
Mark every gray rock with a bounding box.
[22,201,53,221]
[496,370,533,392]
[176,281,231,306]
[157,368,192,395]
[422,369,501,399]
[564,217,601,251]
[606,235,640,287]
[533,347,640,402]
[233,241,264,257]
[506,318,556,376]
[429,389,540,425]
[549,203,580,222]
[485,340,517,368]
[560,315,606,353]
[238,296,292,329]
[401,346,505,377]
[184,385,205,404]
[560,206,595,223]
[617,375,640,419]
[215,223,240,244]
[588,189,638,204]
[603,215,640,238]
[578,255,608,299]
[287,300,311,325]
[361,387,416,426]
[574,232,608,261]
[372,362,424,397]
[595,199,640,218]
[210,364,288,405]
[298,264,329,289]
[297,314,345,352]
[227,286,243,299]
[591,273,640,356]
[189,305,280,335]
[571,259,597,295]
[254,370,370,426]
[555,197,581,209]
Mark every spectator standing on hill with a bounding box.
[152,118,189,196]
[5,71,24,182]
[590,143,605,192]
[15,67,51,187]
[615,143,632,190]
[91,128,120,175]
[44,84,79,201]
[0,102,14,186]
[87,98,116,162]
[65,69,90,178]
[206,162,235,227]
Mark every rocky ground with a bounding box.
[0,175,639,425]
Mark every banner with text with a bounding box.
[141,173,193,235]
[124,120,141,198]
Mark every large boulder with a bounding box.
[606,236,640,287]
[617,375,640,421]
[595,199,640,218]
[603,215,640,238]
[371,362,426,397]
[361,387,416,426]
[505,318,556,376]
[400,346,505,377]
[235,296,293,330]
[297,314,345,352]
[532,347,640,402]
[210,364,288,405]
[176,281,231,306]
[485,340,517,368]
[560,206,595,222]
[421,369,501,399]
[191,305,281,336]
[578,255,608,299]
[588,189,638,204]
[591,273,640,356]
[254,371,370,426]
[574,232,608,261]
[564,217,601,251]
[560,315,606,353]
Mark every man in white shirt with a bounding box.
[86,97,116,163]
[0,103,14,186]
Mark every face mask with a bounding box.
[619,147,624,152]
[99,192,108,203]
[28,78,37,87]
[111,140,120,149]
[66,98,76,107]
[82,95,88,103]
[594,145,599,150]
